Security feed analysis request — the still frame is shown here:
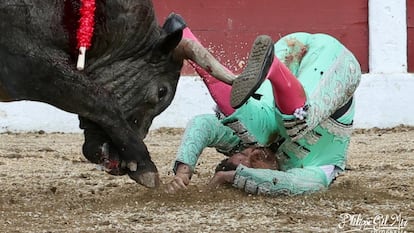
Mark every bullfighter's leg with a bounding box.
[0,45,159,187]
[229,33,361,141]
[230,35,306,111]
[230,35,275,108]
[182,27,235,116]
[166,12,236,116]
[273,33,361,141]
[182,30,306,117]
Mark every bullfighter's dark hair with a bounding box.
[215,158,238,173]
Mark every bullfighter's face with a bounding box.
[228,147,279,170]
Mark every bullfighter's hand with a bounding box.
[165,163,192,193]
[207,171,236,189]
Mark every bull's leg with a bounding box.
[0,45,159,187]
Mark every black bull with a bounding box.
[0,0,186,187]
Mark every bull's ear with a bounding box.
[163,13,187,33]
[157,13,187,54]
[158,13,187,53]
[148,13,186,63]
[157,29,183,54]
[148,30,183,63]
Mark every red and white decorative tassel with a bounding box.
[76,0,96,70]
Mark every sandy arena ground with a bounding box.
[0,126,413,233]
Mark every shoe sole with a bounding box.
[230,35,274,109]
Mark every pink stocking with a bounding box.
[267,57,306,114]
[183,28,235,116]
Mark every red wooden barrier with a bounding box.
[154,0,369,75]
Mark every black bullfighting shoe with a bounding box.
[230,35,274,109]
[163,12,187,33]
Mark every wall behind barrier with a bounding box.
[153,0,369,74]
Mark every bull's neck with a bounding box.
[84,0,160,70]
[63,0,160,70]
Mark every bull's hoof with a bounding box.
[128,171,161,188]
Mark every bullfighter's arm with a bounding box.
[210,166,330,196]
[166,114,240,193]
[173,114,240,173]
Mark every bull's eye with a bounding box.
[158,87,167,99]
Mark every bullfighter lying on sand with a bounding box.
[166,15,361,196]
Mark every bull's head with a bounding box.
[73,1,235,187]
[68,0,182,186]
[0,0,237,188]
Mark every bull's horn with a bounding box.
[174,38,236,84]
